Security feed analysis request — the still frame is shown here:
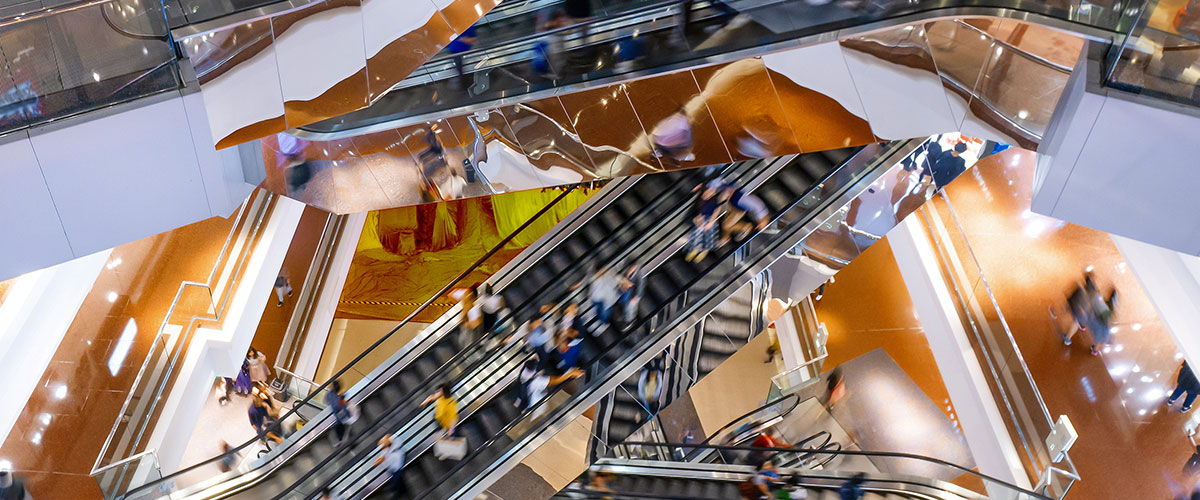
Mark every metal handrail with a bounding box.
[121,184,585,498]
[90,450,160,477]
[403,145,893,500]
[273,366,319,388]
[616,441,1053,500]
[0,0,115,28]
[92,191,275,493]
[917,195,1080,495]
[279,158,774,500]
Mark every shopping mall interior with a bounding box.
[4,0,1200,499]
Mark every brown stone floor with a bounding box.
[938,148,1191,499]
[0,214,236,500]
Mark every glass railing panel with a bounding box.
[1107,26,1200,108]
[0,0,179,135]
[915,193,1079,499]
[303,0,1145,135]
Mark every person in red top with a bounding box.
[746,428,791,465]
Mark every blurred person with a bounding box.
[777,475,809,500]
[930,142,968,189]
[563,0,592,22]
[552,328,586,378]
[514,356,584,410]
[838,473,866,500]
[0,466,31,500]
[1169,361,1200,412]
[446,25,478,91]
[678,0,739,37]
[477,283,505,335]
[720,183,769,245]
[233,358,253,396]
[532,9,569,77]
[614,35,647,72]
[317,487,343,500]
[618,264,645,326]
[373,435,408,499]
[736,128,777,158]
[1058,273,1118,355]
[274,275,293,306]
[459,286,483,347]
[738,461,780,500]
[246,347,272,384]
[324,379,352,442]
[421,384,458,437]
[686,181,722,262]
[561,302,588,338]
[218,376,235,405]
[248,393,283,444]
[825,367,847,408]
[218,441,238,472]
[586,265,623,327]
[651,107,695,165]
[637,356,665,414]
[746,427,791,465]
[509,317,555,358]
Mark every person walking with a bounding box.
[477,284,505,335]
[838,473,866,500]
[587,265,622,327]
[686,181,722,262]
[422,384,458,437]
[637,356,664,414]
[618,264,644,326]
[324,379,353,441]
[373,435,408,499]
[274,275,292,307]
[1169,361,1200,412]
[248,394,283,444]
[738,461,780,500]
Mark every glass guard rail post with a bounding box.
[614,441,1055,500]
[0,0,180,137]
[120,185,587,498]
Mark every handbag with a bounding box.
[343,401,361,425]
[434,436,468,461]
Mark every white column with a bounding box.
[888,217,1032,495]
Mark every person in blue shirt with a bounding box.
[447,25,478,90]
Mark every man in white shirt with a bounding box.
[373,435,407,499]
[477,284,505,334]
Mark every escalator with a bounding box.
[337,145,872,500]
[124,144,815,500]
[296,0,1138,137]
[306,142,923,500]
[558,442,1052,500]
[591,282,762,456]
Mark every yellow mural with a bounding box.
[338,186,598,321]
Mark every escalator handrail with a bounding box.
[617,441,1052,500]
[287,161,766,499]
[402,146,878,500]
[685,393,800,459]
[124,184,582,498]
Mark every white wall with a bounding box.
[147,196,306,474]
[1033,49,1200,255]
[0,90,256,281]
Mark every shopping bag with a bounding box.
[343,401,360,425]
[433,436,468,461]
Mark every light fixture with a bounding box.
[107,291,119,303]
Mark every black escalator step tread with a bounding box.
[546,252,573,273]
[685,480,706,498]
[398,370,422,393]
[777,165,816,195]
[379,383,404,404]
[431,344,456,364]
[564,239,591,260]
[413,358,438,378]
[363,397,388,421]
[475,408,507,435]
[416,453,442,488]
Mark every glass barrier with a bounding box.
[1106,21,1200,108]
[607,442,1052,500]
[914,194,1080,498]
[91,191,275,499]
[0,0,179,136]
[303,0,1144,135]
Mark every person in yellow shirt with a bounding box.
[422,383,458,436]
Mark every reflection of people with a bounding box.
[447,26,477,91]
[637,356,665,414]
[930,142,968,188]
[652,108,695,164]
[0,466,32,500]
[825,367,846,408]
